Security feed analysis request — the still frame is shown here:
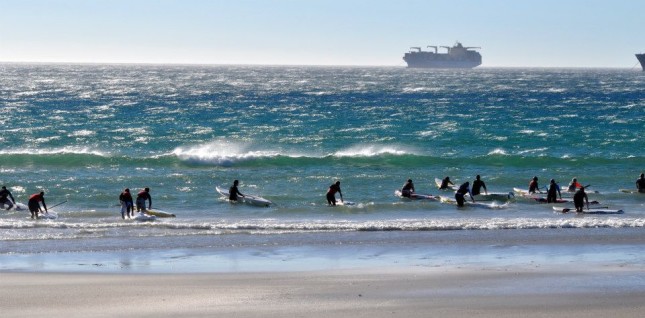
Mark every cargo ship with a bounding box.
[403,42,482,69]
[636,53,645,71]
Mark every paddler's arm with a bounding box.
[148,196,152,209]
[43,199,48,213]
[339,189,343,202]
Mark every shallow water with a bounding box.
[1,64,644,268]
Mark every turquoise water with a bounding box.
[1,64,644,262]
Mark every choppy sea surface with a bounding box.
[1,64,644,272]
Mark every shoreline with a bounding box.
[2,227,644,274]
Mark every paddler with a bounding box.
[636,173,645,193]
[0,186,16,210]
[567,178,583,192]
[528,176,541,194]
[136,187,152,212]
[326,181,343,206]
[401,179,415,198]
[455,182,475,207]
[229,180,245,202]
[471,175,488,196]
[119,188,134,219]
[28,191,47,219]
[546,179,561,203]
[573,186,589,212]
[439,176,454,190]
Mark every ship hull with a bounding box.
[403,59,481,69]
[636,54,645,71]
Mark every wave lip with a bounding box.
[333,145,414,157]
[172,142,418,166]
[0,147,107,157]
[172,141,283,166]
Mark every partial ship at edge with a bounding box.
[403,42,482,69]
[636,53,645,71]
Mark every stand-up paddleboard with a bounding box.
[531,197,569,204]
[513,188,572,204]
[1,202,28,211]
[513,187,540,197]
[472,192,515,201]
[331,199,355,206]
[134,212,156,221]
[216,186,272,207]
[619,189,644,194]
[394,190,438,201]
[438,196,508,209]
[553,206,624,214]
[144,209,176,218]
[435,178,456,191]
[36,211,58,219]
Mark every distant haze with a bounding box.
[1,0,643,68]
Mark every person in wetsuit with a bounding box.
[471,175,488,196]
[573,186,589,212]
[636,173,645,193]
[28,191,47,219]
[136,187,152,212]
[546,179,561,203]
[439,177,454,190]
[528,176,541,194]
[567,178,582,192]
[326,181,343,206]
[0,186,16,210]
[229,180,245,202]
[401,179,415,198]
[119,188,134,219]
[455,182,475,207]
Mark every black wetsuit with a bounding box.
[401,182,414,198]
[547,183,559,203]
[637,177,645,193]
[573,189,587,211]
[454,183,471,207]
[229,186,243,201]
[472,180,486,196]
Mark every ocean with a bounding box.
[1,64,644,272]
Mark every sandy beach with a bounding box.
[2,265,644,318]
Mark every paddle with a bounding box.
[48,200,67,210]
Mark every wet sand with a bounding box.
[2,265,644,318]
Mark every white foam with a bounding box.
[0,147,106,156]
[173,141,282,165]
[334,145,413,157]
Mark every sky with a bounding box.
[1,0,644,68]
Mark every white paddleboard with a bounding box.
[553,206,624,214]
[331,200,355,206]
[216,186,272,207]
[439,196,508,209]
[36,211,58,219]
[394,190,438,201]
[144,209,176,218]
[134,212,156,221]
[472,192,515,201]
[1,202,28,211]
[619,189,644,194]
